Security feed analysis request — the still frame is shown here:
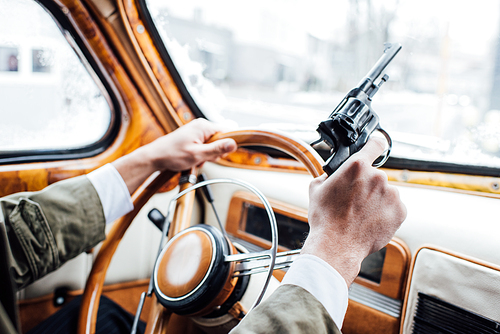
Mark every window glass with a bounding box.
[146,0,500,170]
[0,0,112,152]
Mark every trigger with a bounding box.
[371,128,392,168]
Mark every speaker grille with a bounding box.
[412,293,500,334]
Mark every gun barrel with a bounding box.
[360,43,402,85]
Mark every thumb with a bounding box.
[198,138,237,161]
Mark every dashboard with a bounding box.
[203,162,500,334]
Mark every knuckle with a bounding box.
[347,157,369,176]
[372,170,388,184]
[191,118,204,125]
[189,118,207,131]
[189,152,201,164]
[214,143,225,155]
[205,143,224,160]
[386,187,407,222]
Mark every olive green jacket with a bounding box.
[0,176,106,333]
[231,284,342,334]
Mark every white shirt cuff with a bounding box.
[281,254,349,328]
[87,164,134,224]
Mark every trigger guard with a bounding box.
[372,128,392,168]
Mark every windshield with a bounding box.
[145,0,500,171]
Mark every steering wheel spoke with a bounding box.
[229,249,301,277]
[224,250,274,263]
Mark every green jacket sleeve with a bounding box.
[230,284,342,334]
[1,175,106,289]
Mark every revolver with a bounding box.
[314,43,402,175]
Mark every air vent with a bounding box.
[412,293,500,334]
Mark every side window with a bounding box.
[0,0,113,155]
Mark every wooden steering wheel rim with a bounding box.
[77,129,325,334]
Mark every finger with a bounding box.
[197,138,237,161]
[355,137,386,165]
[183,118,221,140]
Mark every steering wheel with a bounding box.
[78,129,325,334]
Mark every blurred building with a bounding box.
[156,9,338,92]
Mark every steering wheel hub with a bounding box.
[153,225,237,316]
[156,228,215,298]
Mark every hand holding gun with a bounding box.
[314,43,402,175]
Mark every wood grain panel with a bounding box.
[83,0,179,133]
[120,0,194,126]
[343,300,400,334]
[354,238,411,300]
[384,169,500,196]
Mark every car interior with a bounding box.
[1,0,500,333]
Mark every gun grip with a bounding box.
[323,144,352,175]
